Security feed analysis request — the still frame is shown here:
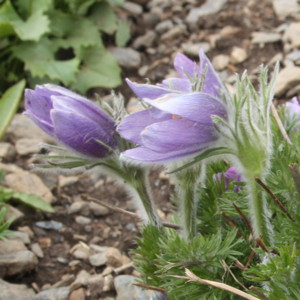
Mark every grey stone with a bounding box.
[251,32,282,44]
[275,66,300,96]
[35,220,63,231]
[0,250,38,276]
[230,47,248,64]
[0,279,36,300]
[5,204,24,223]
[4,169,54,204]
[0,142,16,161]
[70,243,91,260]
[212,54,230,71]
[68,201,89,215]
[155,20,173,34]
[15,138,41,155]
[75,216,91,225]
[161,24,186,41]
[36,287,70,300]
[89,201,110,216]
[182,42,211,57]
[106,247,123,267]
[8,230,31,244]
[0,239,27,255]
[114,275,151,300]
[186,0,228,24]
[110,48,141,69]
[58,175,79,188]
[30,243,44,258]
[273,0,300,19]
[287,50,300,62]
[283,23,300,49]
[123,1,143,15]
[133,31,156,49]
[89,252,107,267]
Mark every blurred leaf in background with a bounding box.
[0,0,130,94]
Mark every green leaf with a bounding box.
[15,0,53,18]
[49,10,103,50]
[64,0,98,15]
[71,45,121,93]
[89,2,117,34]
[0,187,54,213]
[13,38,80,85]
[106,0,125,7]
[0,0,50,41]
[0,79,25,139]
[115,19,130,47]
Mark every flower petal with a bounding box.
[117,109,171,144]
[199,49,226,97]
[141,118,217,153]
[121,146,203,163]
[51,96,115,130]
[126,78,178,99]
[143,93,227,125]
[158,78,192,92]
[43,84,87,101]
[173,53,199,79]
[51,110,116,158]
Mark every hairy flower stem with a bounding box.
[175,167,202,240]
[246,176,273,247]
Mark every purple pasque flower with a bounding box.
[117,49,227,163]
[215,167,243,193]
[285,97,300,129]
[24,84,117,158]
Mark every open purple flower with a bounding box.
[24,84,117,158]
[215,167,243,193]
[118,50,227,163]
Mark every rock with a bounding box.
[35,220,63,231]
[123,1,143,14]
[75,216,92,225]
[161,24,187,41]
[52,274,75,288]
[8,230,31,244]
[4,169,54,204]
[71,270,91,290]
[155,20,173,34]
[89,252,107,267]
[18,225,34,238]
[86,274,104,298]
[36,287,70,300]
[287,50,300,62]
[106,247,123,267]
[273,0,300,19]
[0,250,38,276]
[230,47,248,64]
[186,0,228,24]
[182,42,211,57]
[0,239,27,254]
[212,54,230,71]
[15,138,41,155]
[89,201,110,216]
[138,65,149,77]
[219,25,242,38]
[58,175,79,188]
[68,201,89,215]
[251,32,282,44]
[5,204,24,223]
[69,288,86,300]
[275,66,300,96]
[30,243,44,258]
[110,48,141,69]
[283,23,300,49]
[133,30,156,49]
[0,279,36,300]
[70,243,90,260]
[103,274,114,292]
[7,114,54,143]
[0,142,16,161]
[114,275,151,300]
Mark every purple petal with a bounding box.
[158,78,192,92]
[43,84,87,101]
[199,49,226,97]
[51,110,116,158]
[51,96,115,130]
[173,53,199,79]
[117,109,172,144]
[286,97,300,121]
[143,93,227,125]
[126,78,178,99]
[141,119,217,153]
[121,146,204,163]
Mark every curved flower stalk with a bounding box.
[24,84,161,227]
[118,50,227,239]
[215,167,243,193]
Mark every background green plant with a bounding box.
[0,0,130,95]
